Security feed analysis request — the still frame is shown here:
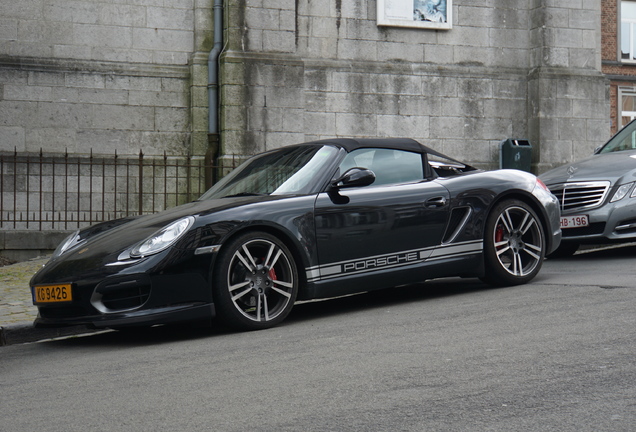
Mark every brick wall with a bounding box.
[601,0,636,135]
[602,0,618,61]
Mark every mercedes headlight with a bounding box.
[611,183,634,203]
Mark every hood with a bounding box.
[540,150,636,186]
[41,195,285,271]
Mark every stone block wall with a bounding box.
[0,0,213,158]
[0,0,615,258]
[221,0,610,173]
[527,1,609,171]
[0,0,611,172]
[0,0,213,258]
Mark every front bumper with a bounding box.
[32,271,215,329]
[34,302,216,329]
[559,197,636,244]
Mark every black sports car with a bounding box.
[540,118,636,256]
[31,138,561,331]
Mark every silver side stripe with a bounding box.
[420,240,482,265]
[429,241,483,258]
[306,268,321,280]
[305,240,483,282]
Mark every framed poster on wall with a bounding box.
[377,0,452,30]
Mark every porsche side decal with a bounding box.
[306,240,483,282]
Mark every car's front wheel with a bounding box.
[213,232,298,330]
[481,199,546,286]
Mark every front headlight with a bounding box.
[130,216,195,258]
[611,182,634,203]
[52,230,82,259]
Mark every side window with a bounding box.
[620,87,636,127]
[599,118,636,153]
[339,148,424,186]
[622,1,636,62]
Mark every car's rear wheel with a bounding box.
[481,199,545,286]
[213,232,298,330]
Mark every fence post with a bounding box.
[64,149,68,230]
[39,148,43,231]
[89,149,93,225]
[12,148,17,229]
[114,149,118,220]
[0,152,3,229]
[51,150,56,230]
[138,150,144,215]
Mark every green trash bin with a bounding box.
[499,139,532,172]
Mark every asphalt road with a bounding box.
[1,246,635,431]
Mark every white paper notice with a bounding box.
[384,0,413,21]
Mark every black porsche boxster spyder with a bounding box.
[30,138,561,331]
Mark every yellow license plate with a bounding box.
[33,284,73,304]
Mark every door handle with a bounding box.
[425,196,447,208]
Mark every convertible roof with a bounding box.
[306,138,464,164]
[311,138,423,152]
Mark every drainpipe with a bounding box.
[206,0,223,186]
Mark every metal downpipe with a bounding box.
[207,0,223,185]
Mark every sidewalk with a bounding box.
[0,256,93,346]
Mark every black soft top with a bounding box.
[305,138,465,166]
[311,138,424,153]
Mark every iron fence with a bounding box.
[0,149,238,231]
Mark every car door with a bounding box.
[313,148,450,283]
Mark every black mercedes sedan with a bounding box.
[541,118,636,256]
[31,138,561,331]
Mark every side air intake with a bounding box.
[442,207,471,244]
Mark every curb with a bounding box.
[0,322,95,346]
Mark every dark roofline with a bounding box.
[304,137,467,167]
[308,137,424,153]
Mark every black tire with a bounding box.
[481,199,546,286]
[213,231,298,330]
[546,242,579,259]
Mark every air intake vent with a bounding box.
[92,276,151,313]
[442,207,471,243]
[101,284,150,311]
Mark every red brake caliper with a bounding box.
[268,267,277,281]
[495,225,504,243]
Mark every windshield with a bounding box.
[199,145,338,200]
[598,120,636,154]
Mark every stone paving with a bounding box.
[0,256,49,326]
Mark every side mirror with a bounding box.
[331,168,376,189]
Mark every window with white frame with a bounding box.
[620,87,636,127]
[622,1,636,61]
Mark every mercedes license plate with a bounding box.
[560,215,589,229]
